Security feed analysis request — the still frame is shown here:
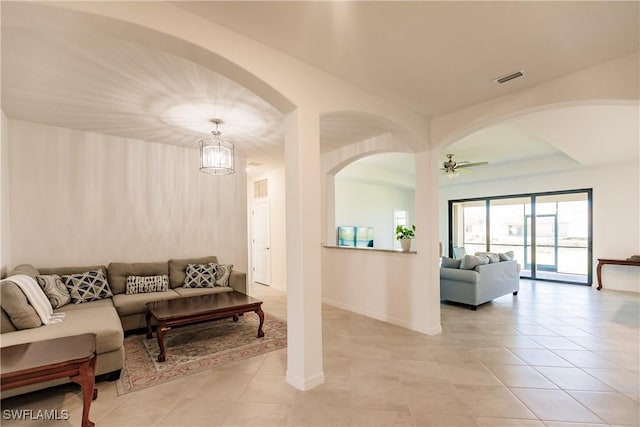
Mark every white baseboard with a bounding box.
[285,370,325,391]
[322,297,442,335]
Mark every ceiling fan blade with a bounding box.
[456,161,488,169]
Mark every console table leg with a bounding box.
[157,324,170,362]
[596,262,603,290]
[255,306,265,338]
[70,357,96,427]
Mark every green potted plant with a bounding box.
[395,224,416,252]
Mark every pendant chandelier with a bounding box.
[199,119,235,175]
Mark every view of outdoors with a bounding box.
[450,191,591,284]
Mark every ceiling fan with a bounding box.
[440,154,488,178]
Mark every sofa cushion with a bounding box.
[62,270,113,304]
[112,290,181,317]
[475,252,501,263]
[441,257,462,269]
[1,309,17,333]
[168,256,218,288]
[8,264,39,279]
[36,275,71,308]
[39,265,107,277]
[0,280,41,329]
[174,286,234,297]
[460,254,490,270]
[53,298,114,313]
[184,264,216,288]
[107,262,169,295]
[0,306,123,355]
[499,251,515,261]
[126,275,169,295]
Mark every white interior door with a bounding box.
[252,199,271,285]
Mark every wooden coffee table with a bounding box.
[145,291,265,362]
[1,333,98,427]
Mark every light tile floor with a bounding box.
[2,280,639,426]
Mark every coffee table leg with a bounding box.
[70,356,96,427]
[157,324,170,362]
[145,310,153,339]
[255,306,265,338]
[233,314,239,322]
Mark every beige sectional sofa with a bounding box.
[0,256,246,398]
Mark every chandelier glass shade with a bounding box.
[199,119,235,175]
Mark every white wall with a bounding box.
[439,162,640,292]
[335,178,414,249]
[0,111,10,277]
[6,119,248,271]
[322,141,441,335]
[247,166,287,291]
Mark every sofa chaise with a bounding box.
[0,255,246,398]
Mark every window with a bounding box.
[393,210,408,250]
[449,189,592,285]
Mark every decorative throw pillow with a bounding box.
[62,270,113,304]
[499,251,515,261]
[36,275,71,308]
[212,264,234,287]
[475,252,501,263]
[184,264,215,288]
[441,257,462,269]
[126,275,169,295]
[460,254,490,270]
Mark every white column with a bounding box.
[323,174,336,245]
[412,150,442,335]
[284,108,325,390]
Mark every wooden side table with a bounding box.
[596,258,640,290]
[1,333,98,427]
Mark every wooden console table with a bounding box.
[596,258,640,290]
[1,334,98,427]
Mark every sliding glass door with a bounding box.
[534,193,590,282]
[448,189,592,285]
[489,197,531,278]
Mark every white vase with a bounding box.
[400,239,412,252]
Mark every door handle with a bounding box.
[266,247,270,250]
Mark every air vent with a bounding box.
[495,70,525,84]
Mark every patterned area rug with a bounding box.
[116,313,287,395]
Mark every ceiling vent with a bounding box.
[495,70,525,84]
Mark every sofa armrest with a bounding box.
[440,268,479,284]
[229,271,247,294]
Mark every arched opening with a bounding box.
[334,152,416,250]
[437,101,639,292]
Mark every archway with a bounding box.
[435,100,639,292]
